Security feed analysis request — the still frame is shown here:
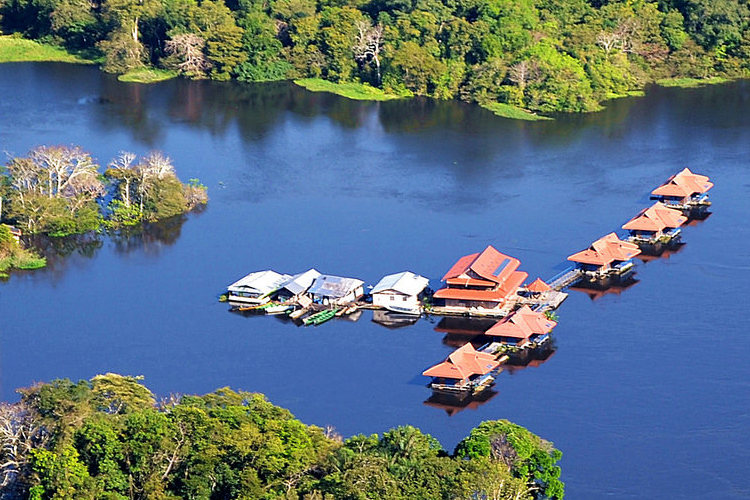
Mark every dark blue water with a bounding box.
[1,62,749,499]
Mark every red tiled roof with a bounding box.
[434,270,527,303]
[568,233,641,265]
[526,278,551,293]
[622,202,687,232]
[651,168,713,198]
[441,246,521,285]
[433,288,507,302]
[485,305,557,339]
[422,343,500,380]
[445,277,497,287]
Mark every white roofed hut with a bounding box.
[275,269,321,303]
[227,270,290,305]
[371,271,430,315]
[307,275,365,306]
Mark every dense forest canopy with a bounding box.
[1,0,748,113]
[0,374,564,500]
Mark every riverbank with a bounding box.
[294,78,402,101]
[0,35,92,63]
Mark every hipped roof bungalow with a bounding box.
[485,305,557,341]
[433,246,528,305]
[622,202,687,233]
[567,233,641,267]
[651,168,713,200]
[422,342,501,381]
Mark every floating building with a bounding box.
[482,305,557,350]
[432,246,527,316]
[567,232,641,280]
[422,342,502,394]
[651,168,713,215]
[371,271,429,315]
[226,270,291,305]
[622,202,687,246]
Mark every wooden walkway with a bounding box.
[547,268,582,291]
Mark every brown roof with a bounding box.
[526,278,551,293]
[651,168,713,198]
[442,246,521,285]
[485,305,557,339]
[622,202,687,232]
[567,233,641,265]
[422,343,501,380]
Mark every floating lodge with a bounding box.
[223,169,713,395]
[650,167,713,216]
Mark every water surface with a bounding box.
[1,63,749,499]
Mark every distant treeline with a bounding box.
[0,374,563,500]
[1,0,749,112]
[0,146,207,238]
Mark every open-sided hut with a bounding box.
[422,342,501,394]
[567,232,641,278]
[622,202,687,245]
[483,305,557,349]
[651,168,713,212]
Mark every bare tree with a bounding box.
[108,151,138,207]
[164,34,211,77]
[28,145,102,200]
[597,17,642,56]
[353,20,384,84]
[507,60,538,90]
[596,31,620,55]
[0,402,48,496]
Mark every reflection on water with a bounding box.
[424,389,499,417]
[569,276,640,301]
[372,309,420,329]
[504,343,557,375]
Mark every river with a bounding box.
[1,62,749,499]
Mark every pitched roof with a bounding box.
[371,271,429,296]
[485,305,557,339]
[441,246,521,285]
[280,269,321,296]
[651,168,713,198]
[526,278,551,292]
[434,270,527,302]
[622,202,687,232]
[228,270,291,295]
[567,233,641,265]
[308,275,364,299]
[422,343,500,380]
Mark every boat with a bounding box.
[265,304,294,315]
[384,304,422,315]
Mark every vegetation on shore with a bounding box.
[0,224,46,277]
[0,145,207,239]
[1,0,748,116]
[0,34,91,63]
[0,374,563,500]
[118,67,178,83]
[655,76,730,88]
[295,78,401,101]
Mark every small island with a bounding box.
[0,145,207,274]
[0,374,563,500]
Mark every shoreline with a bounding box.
[1,35,742,119]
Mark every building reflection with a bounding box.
[423,388,499,416]
[433,316,496,347]
[371,309,420,329]
[504,343,557,375]
[569,276,639,300]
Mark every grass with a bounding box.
[0,35,93,64]
[480,101,552,121]
[656,76,728,88]
[118,67,178,83]
[294,78,402,101]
